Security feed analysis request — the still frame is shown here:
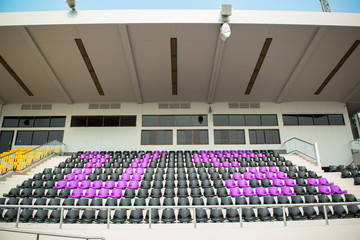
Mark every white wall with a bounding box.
[0,101,354,166]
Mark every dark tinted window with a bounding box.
[15,131,33,145]
[175,116,191,126]
[249,129,280,144]
[314,115,329,125]
[230,130,245,144]
[120,116,136,126]
[328,114,344,125]
[177,130,208,144]
[191,115,207,126]
[2,117,19,127]
[245,115,261,126]
[71,116,87,127]
[50,117,66,127]
[141,130,172,145]
[87,116,103,127]
[261,115,278,126]
[104,116,120,126]
[159,116,174,126]
[19,117,34,127]
[32,131,48,145]
[283,115,298,125]
[298,115,313,125]
[34,117,50,127]
[48,131,64,142]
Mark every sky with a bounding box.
[0,0,360,13]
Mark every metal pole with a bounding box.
[323,206,329,225]
[59,208,64,229]
[36,234,40,240]
[239,208,243,228]
[148,209,152,229]
[106,208,110,229]
[15,207,21,228]
[193,208,197,229]
[282,206,287,227]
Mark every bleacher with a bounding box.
[1,150,359,225]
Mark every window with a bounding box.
[177,130,208,145]
[214,114,277,126]
[214,130,245,144]
[249,129,280,144]
[15,130,64,145]
[2,116,66,128]
[283,114,345,126]
[71,116,136,127]
[142,115,207,127]
[141,130,172,145]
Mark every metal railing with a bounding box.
[0,227,105,240]
[0,151,16,175]
[1,201,359,229]
[350,138,360,165]
[18,140,66,172]
[278,137,321,167]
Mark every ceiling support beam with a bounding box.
[18,27,73,104]
[343,80,360,102]
[118,25,143,104]
[276,26,327,103]
[208,34,226,104]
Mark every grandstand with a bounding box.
[0,5,360,240]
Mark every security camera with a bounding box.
[66,0,76,10]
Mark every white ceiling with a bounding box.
[0,10,359,113]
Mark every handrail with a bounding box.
[1,201,359,229]
[0,227,105,240]
[281,137,314,146]
[0,151,16,175]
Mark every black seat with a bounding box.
[134,198,146,206]
[80,209,96,223]
[354,177,360,185]
[90,198,103,206]
[235,196,248,205]
[140,181,151,189]
[95,209,108,223]
[20,197,33,206]
[150,188,162,198]
[195,208,208,222]
[124,189,136,198]
[304,195,317,203]
[137,188,149,198]
[221,197,233,205]
[178,197,190,206]
[332,205,348,218]
[4,188,21,198]
[190,188,202,197]
[257,208,273,221]
[288,207,305,220]
[189,180,200,188]
[20,188,33,198]
[249,179,260,188]
[45,189,58,198]
[263,196,276,204]
[177,188,189,198]
[261,179,272,187]
[291,195,304,204]
[249,196,261,205]
[6,197,20,205]
[47,209,61,223]
[34,198,47,206]
[3,209,19,222]
[19,209,34,222]
[242,208,257,221]
[341,170,351,178]
[213,179,224,188]
[210,209,224,222]
[206,197,219,205]
[148,198,161,206]
[18,180,32,188]
[293,186,306,195]
[48,198,61,206]
[217,187,229,197]
[332,194,344,202]
[303,206,321,220]
[62,198,75,206]
[203,187,216,198]
[164,188,175,198]
[128,209,143,223]
[58,189,70,198]
[119,198,132,207]
[145,209,160,223]
[161,209,176,223]
[347,205,360,217]
[226,209,240,222]
[33,188,45,198]
[192,197,204,205]
[305,186,318,195]
[163,198,175,206]
[32,209,48,223]
[165,180,175,188]
[44,180,56,189]
[77,198,89,206]
[345,194,357,202]
[178,209,192,223]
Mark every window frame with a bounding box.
[177,129,209,145]
[141,130,173,145]
[249,129,281,144]
[214,129,246,145]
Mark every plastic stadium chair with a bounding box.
[318,185,331,194]
[288,207,305,220]
[67,180,79,189]
[96,188,109,198]
[243,187,256,197]
[237,179,249,188]
[331,194,344,202]
[148,198,161,206]
[255,187,269,196]
[284,178,297,187]
[128,209,143,223]
[345,194,357,202]
[161,209,176,223]
[261,179,272,187]
[318,178,331,186]
[128,180,140,189]
[303,206,321,220]
[54,180,67,189]
[104,180,115,189]
[84,189,96,198]
[3,209,19,222]
[293,186,306,195]
[178,209,192,223]
[20,197,33,206]
[116,180,127,189]
[193,197,205,205]
[330,185,347,194]
[332,205,349,218]
[203,187,216,198]
[257,208,273,221]
[229,187,242,197]
[32,209,49,223]
[80,209,96,223]
[242,208,257,221]
[216,187,229,197]
[305,185,318,195]
[210,209,225,222]
[69,188,83,198]
[105,198,118,206]
[64,209,80,223]
[272,179,284,187]
[195,208,209,222]
[145,209,160,223]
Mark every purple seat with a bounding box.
[135,168,145,174]
[128,180,139,189]
[67,180,79,189]
[237,179,249,188]
[307,178,319,186]
[255,187,269,196]
[115,180,127,189]
[243,187,256,197]
[140,162,149,168]
[84,188,96,198]
[259,167,268,173]
[76,173,87,181]
[213,161,221,168]
[99,158,106,163]
[318,178,331,186]
[83,168,93,174]
[281,186,296,196]
[229,187,242,197]
[110,188,123,198]
[231,161,240,167]
[248,167,257,173]
[84,162,93,168]
[268,186,282,196]
[272,179,284,187]
[330,185,347,194]
[104,180,115,189]
[222,162,231,167]
[130,162,139,168]
[254,172,265,180]
[268,166,278,172]
[94,162,102,168]
[79,180,91,189]
[243,172,254,180]
[69,188,83,198]
[97,188,109,198]
[65,173,76,181]
[276,171,287,179]
[265,172,276,179]
[284,178,297,187]
[131,173,142,181]
[120,173,131,181]
[91,180,103,189]
[225,179,237,188]
[73,168,82,175]
[232,172,242,180]
[318,185,331,194]
[54,179,67,189]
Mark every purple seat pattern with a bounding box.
[67,180,79,189]
[104,181,115,189]
[84,188,96,198]
[69,188,83,198]
[330,185,347,194]
[91,180,103,189]
[281,186,296,196]
[272,179,284,187]
[54,180,67,189]
[243,187,256,197]
[255,187,268,196]
[110,188,123,198]
[79,180,91,189]
[268,187,282,196]
[97,188,109,198]
[318,185,331,194]
[229,187,242,197]
[284,178,297,187]
[225,179,237,188]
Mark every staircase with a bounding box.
[0,156,68,197]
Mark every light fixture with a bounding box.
[66,0,76,11]
[220,23,231,41]
[220,4,232,42]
